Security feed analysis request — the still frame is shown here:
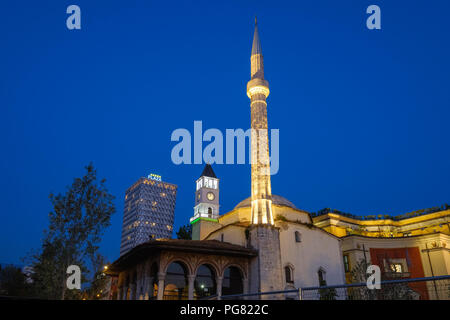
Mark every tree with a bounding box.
[28,163,115,299]
[0,265,30,297]
[349,259,419,300]
[84,253,110,300]
[176,224,192,240]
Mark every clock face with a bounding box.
[207,192,215,201]
[197,193,201,201]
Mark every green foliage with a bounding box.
[176,224,192,240]
[84,254,109,300]
[274,214,287,222]
[318,280,337,300]
[0,265,31,297]
[349,259,419,300]
[27,163,115,299]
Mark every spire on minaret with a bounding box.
[250,18,265,80]
[251,17,262,56]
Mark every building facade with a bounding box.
[313,208,450,288]
[107,20,449,300]
[108,20,345,300]
[119,175,178,256]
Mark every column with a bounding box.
[122,286,128,300]
[129,283,136,300]
[157,272,165,300]
[145,276,154,300]
[187,275,196,300]
[243,278,249,300]
[216,276,223,300]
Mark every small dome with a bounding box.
[234,195,297,210]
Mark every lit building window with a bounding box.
[343,255,350,272]
[389,263,403,273]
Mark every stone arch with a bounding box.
[193,259,220,277]
[162,256,195,276]
[163,260,190,300]
[194,263,217,299]
[221,264,245,296]
[220,262,247,279]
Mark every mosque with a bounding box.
[106,20,450,300]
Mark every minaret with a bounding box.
[247,17,274,225]
[247,19,283,298]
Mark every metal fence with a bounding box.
[217,275,450,300]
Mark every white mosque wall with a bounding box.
[278,221,346,289]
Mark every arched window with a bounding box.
[285,266,293,283]
[222,266,243,296]
[318,268,327,286]
[194,264,216,299]
[208,207,212,215]
[294,231,302,243]
[164,261,188,300]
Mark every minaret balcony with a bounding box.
[247,79,269,98]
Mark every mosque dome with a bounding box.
[234,195,297,210]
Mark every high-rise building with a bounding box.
[119,174,178,256]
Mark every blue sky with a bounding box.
[1,0,449,265]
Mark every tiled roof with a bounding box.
[108,239,257,273]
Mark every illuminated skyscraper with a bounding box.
[119,174,178,256]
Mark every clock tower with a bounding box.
[190,164,220,240]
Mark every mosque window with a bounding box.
[284,266,293,283]
[318,268,327,286]
[294,231,301,243]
